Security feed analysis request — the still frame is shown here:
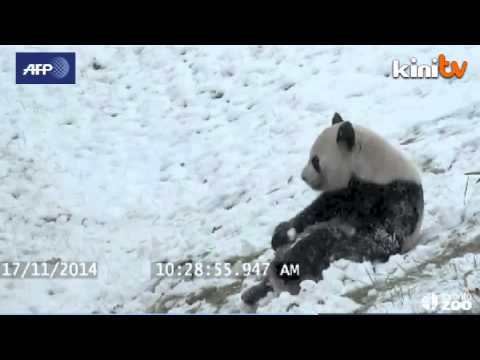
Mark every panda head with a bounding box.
[301,112,421,192]
[301,112,356,192]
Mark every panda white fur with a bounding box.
[241,113,424,306]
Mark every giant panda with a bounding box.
[241,113,424,305]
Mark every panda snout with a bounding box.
[301,165,324,190]
[301,167,312,185]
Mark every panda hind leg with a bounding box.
[241,279,273,306]
[240,223,402,305]
[279,223,402,285]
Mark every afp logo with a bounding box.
[16,53,75,84]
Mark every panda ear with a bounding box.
[336,121,355,151]
[332,112,343,125]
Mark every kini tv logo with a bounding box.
[16,52,75,84]
[392,54,468,79]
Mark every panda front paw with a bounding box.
[271,222,296,251]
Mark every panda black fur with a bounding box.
[241,113,424,306]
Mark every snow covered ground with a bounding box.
[1,45,480,314]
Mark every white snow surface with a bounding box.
[1,45,480,314]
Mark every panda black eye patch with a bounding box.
[311,156,320,173]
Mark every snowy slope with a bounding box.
[1,45,480,314]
